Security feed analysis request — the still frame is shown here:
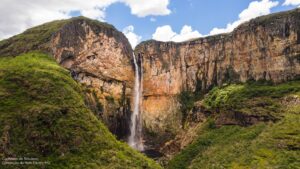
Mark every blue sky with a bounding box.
[0,0,299,47]
[105,0,261,39]
[103,0,298,46]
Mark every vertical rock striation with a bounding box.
[51,17,135,139]
[135,9,300,146]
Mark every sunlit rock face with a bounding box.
[135,9,300,147]
[51,18,135,139]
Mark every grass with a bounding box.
[168,114,300,169]
[0,20,69,57]
[168,81,300,169]
[0,52,161,169]
[203,81,300,117]
[167,123,266,169]
[0,16,117,57]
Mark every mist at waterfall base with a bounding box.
[128,53,144,151]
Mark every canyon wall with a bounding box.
[0,17,135,140]
[135,9,300,144]
[1,9,300,148]
[51,18,135,139]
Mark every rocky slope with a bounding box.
[135,8,300,147]
[0,17,135,139]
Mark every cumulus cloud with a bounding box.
[122,0,171,17]
[0,0,171,40]
[0,0,116,39]
[152,25,202,42]
[123,25,142,48]
[151,0,279,42]
[210,0,279,35]
[152,25,176,42]
[283,0,300,5]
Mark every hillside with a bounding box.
[167,81,300,168]
[0,7,299,169]
[0,52,161,169]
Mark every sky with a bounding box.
[0,0,300,48]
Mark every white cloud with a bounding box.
[150,17,156,22]
[210,0,279,35]
[283,0,300,5]
[152,25,176,42]
[0,0,171,40]
[151,0,279,42]
[0,0,119,39]
[152,25,202,42]
[123,25,142,48]
[122,0,171,17]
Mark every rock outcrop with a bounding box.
[0,17,135,140]
[135,9,300,146]
[51,18,134,139]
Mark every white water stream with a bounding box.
[128,53,144,151]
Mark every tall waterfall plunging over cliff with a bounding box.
[128,53,144,151]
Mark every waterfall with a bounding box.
[128,52,144,151]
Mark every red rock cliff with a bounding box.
[135,9,300,142]
[51,18,135,139]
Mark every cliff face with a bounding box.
[1,9,300,150]
[135,9,300,144]
[0,17,135,140]
[51,18,135,139]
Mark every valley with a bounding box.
[0,8,299,169]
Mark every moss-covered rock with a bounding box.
[0,52,161,169]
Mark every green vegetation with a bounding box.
[203,81,300,117]
[90,90,104,113]
[178,91,203,126]
[105,95,115,104]
[0,20,69,57]
[178,91,197,124]
[0,16,117,57]
[168,81,300,169]
[0,52,161,169]
[168,123,266,169]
